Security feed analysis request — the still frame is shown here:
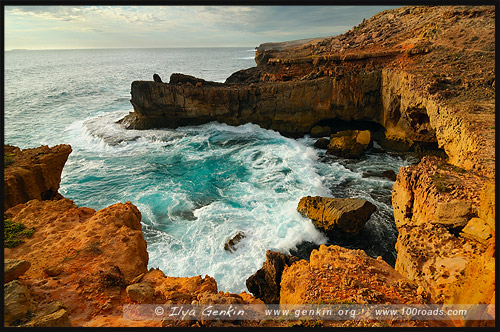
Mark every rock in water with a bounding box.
[246,250,299,304]
[224,231,246,252]
[327,130,372,158]
[153,73,162,83]
[297,196,376,238]
[4,259,31,283]
[382,169,397,181]
[314,137,330,149]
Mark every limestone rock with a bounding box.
[224,231,246,252]
[434,200,474,229]
[297,196,376,238]
[310,125,331,137]
[4,144,72,210]
[26,309,71,327]
[478,182,495,231]
[246,250,299,304]
[327,130,372,158]
[126,282,155,303]
[460,218,493,244]
[4,280,37,326]
[280,245,428,305]
[4,259,31,283]
[314,137,330,149]
[395,223,486,303]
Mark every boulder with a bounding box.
[4,280,37,326]
[310,125,331,138]
[327,130,372,158]
[224,231,246,252]
[297,196,376,238]
[314,137,330,149]
[126,282,155,303]
[4,259,31,283]
[26,307,71,327]
[246,250,299,304]
[153,73,162,83]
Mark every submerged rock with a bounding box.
[246,250,299,304]
[327,130,372,158]
[224,231,246,252]
[297,196,376,238]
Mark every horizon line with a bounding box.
[5,46,258,52]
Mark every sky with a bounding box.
[4,6,400,50]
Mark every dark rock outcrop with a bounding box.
[118,71,382,137]
[314,137,330,149]
[4,280,37,326]
[4,144,72,210]
[153,73,162,83]
[224,231,246,252]
[246,250,299,304]
[297,196,376,238]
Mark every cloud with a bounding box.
[4,5,400,49]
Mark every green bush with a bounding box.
[4,215,35,248]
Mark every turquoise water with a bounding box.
[4,48,411,293]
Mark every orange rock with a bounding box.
[4,144,72,210]
[280,245,429,306]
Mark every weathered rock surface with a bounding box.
[327,129,372,158]
[25,308,72,327]
[126,282,155,303]
[297,196,376,238]
[246,250,299,304]
[280,245,430,305]
[4,280,37,326]
[4,259,31,283]
[4,144,72,210]
[392,156,495,306]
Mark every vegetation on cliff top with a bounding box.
[4,215,35,248]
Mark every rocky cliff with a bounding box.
[4,144,72,210]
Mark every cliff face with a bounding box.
[4,144,72,210]
[120,71,381,138]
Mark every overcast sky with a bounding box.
[5,6,400,50]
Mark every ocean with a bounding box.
[4,48,413,293]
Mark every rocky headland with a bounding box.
[4,5,495,328]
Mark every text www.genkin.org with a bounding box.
[123,304,494,321]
